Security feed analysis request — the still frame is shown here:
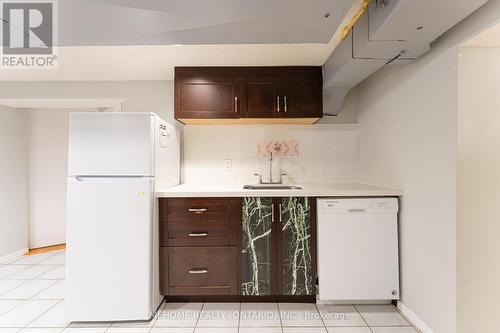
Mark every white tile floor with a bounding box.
[0,251,421,333]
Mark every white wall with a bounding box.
[457,46,500,333]
[0,82,358,249]
[340,1,500,331]
[183,124,358,184]
[0,106,29,257]
[0,81,175,248]
[353,45,458,333]
[27,109,71,248]
[0,81,175,124]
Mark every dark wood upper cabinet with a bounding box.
[174,67,322,124]
[241,77,280,118]
[281,76,323,119]
[175,76,241,121]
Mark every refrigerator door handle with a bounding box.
[74,176,151,182]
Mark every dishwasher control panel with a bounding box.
[320,198,398,213]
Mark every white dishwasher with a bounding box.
[317,198,399,301]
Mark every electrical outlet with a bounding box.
[224,159,232,171]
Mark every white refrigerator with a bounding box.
[65,112,180,321]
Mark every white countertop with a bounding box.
[156,183,402,198]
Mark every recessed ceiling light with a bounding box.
[324,12,330,18]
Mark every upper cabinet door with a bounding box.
[281,77,323,119]
[175,77,241,120]
[242,77,280,118]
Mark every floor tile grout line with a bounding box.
[353,304,374,333]
[27,279,62,300]
[2,278,64,282]
[2,263,61,280]
[8,252,59,266]
[0,298,64,301]
[0,263,63,285]
[193,301,204,330]
[0,279,57,300]
[23,298,64,329]
[0,280,31,298]
[393,305,421,332]
[102,320,113,332]
[61,317,74,332]
[143,298,163,333]
[276,303,284,333]
[314,303,327,331]
[237,302,241,333]
[0,298,29,319]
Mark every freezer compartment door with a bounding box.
[66,176,154,321]
[68,112,155,176]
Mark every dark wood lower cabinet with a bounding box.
[241,197,316,299]
[163,246,238,295]
[159,197,316,302]
[159,198,241,298]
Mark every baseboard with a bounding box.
[397,301,434,333]
[0,248,28,263]
[27,244,65,256]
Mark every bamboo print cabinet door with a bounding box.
[241,197,273,295]
[280,197,315,295]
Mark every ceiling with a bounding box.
[0,44,333,81]
[0,98,125,109]
[463,21,500,47]
[0,0,363,81]
[59,0,353,45]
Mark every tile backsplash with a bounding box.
[257,140,299,157]
[182,124,359,184]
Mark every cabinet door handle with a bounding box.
[189,232,208,237]
[279,203,282,222]
[271,203,275,222]
[284,96,287,112]
[277,96,280,112]
[234,97,238,113]
[188,208,207,214]
[189,268,208,274]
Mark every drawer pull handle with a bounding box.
[189,268,208,274]
[188,208,207,214]
[189,232,208,237]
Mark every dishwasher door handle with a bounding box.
[348,209,367,213]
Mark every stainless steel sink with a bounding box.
[243,184,303,190]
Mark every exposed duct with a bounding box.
[322,0,489,116]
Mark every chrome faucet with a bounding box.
[255,152,287,184]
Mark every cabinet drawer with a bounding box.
[164,226,233,246]
[168,246,238,294]
[159,198,240,246]
[162,198,232,223]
